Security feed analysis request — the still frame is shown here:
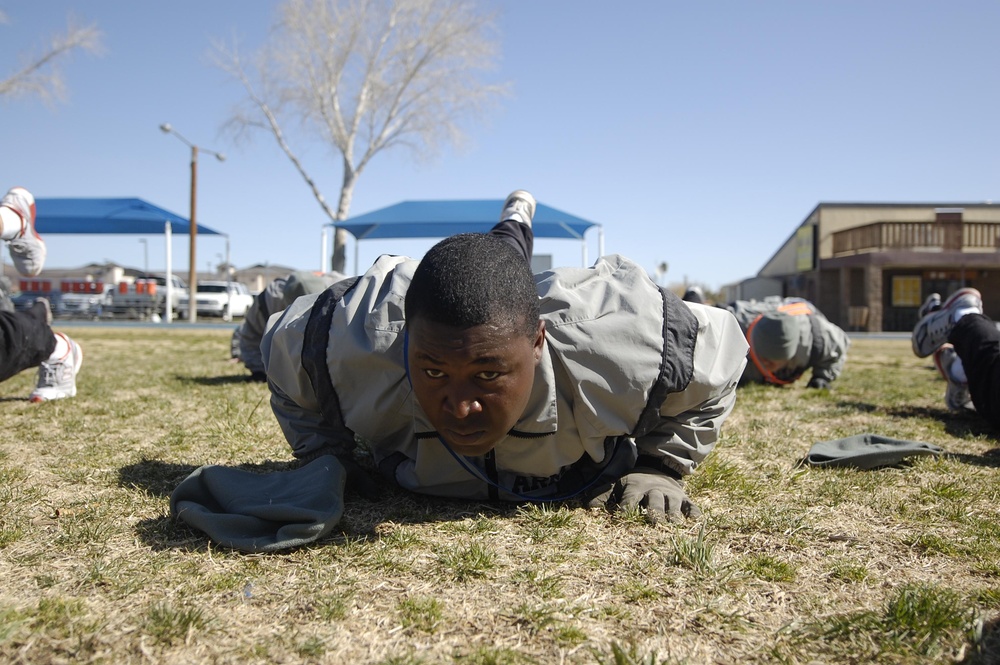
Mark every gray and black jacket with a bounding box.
[262,253,748,501]
[725,297,850,386]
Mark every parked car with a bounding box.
[177,280,255,320]
[110,274,188,320]
[60,283,114,319]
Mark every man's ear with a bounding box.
[533,320,545,363]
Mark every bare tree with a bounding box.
[216,0,507,272]
[0,11,103,104]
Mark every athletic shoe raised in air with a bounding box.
[3,186,45,277]
[917,292,942,320]
[912,288,982,358]
[499,190,536,228]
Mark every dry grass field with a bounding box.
[0,326,998,664]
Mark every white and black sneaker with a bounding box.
[917,292,942,320]
[499,190,536,228]
[912,288,982,358]
[3,187,45,277]
[30,332,82,402]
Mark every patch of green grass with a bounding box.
[435,542,496,581]
[375,654,428,665]
[827,559,870,583]
[739,554,797,582]
[614,579,660,603]
[511,602,558,634]
[144,601,211,646]
[313,591,355,621]
[921,479,970,502]
[0,606,27,643]
[439,515,500,536]
[297,636,326,658]
[511,568,564,599]
[688,456,763,502]
[664,525,716,576]
[454,646,531,664]
[591,641,674,665]
[973,587,1000,608]
[555,624,588,646]
[807,583,976,660]
[398,596,443,633]
[906,532,963,557]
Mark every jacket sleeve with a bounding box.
[240,276,290,376]
[635,304,748,477]
[809,317,851,384]
[261,292,356,460]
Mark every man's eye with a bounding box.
[477,371,501,381]
[424,368,445,379]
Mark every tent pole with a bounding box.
[164,221,173,323]
[354,238,358,276]
[320,227,328,273]
[225,235,232,321]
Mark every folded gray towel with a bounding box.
[170,455,346,553]
[804,434,944,470]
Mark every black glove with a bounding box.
[299,450,382,500]
[585,469,701,525]
[807,377,830,390]
[337,456,383,500]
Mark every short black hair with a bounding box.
[405,233,540,338]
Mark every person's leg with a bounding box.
[949,313,1000,429]
[489,190,535,263]
[0,302,56,383]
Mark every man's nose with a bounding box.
[444,386,483,419]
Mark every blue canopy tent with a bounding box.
[34,198,222,236]
[328,199,603,273]
[33,197,227,323]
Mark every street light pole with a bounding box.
[159,123,225,323]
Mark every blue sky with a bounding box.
[1,1,998,290]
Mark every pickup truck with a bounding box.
[110,274,188,319]
[177,280,255,321]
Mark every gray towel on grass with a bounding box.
[804,434,944,470]
[170,455,346,553]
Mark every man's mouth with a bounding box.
[444,429,486,447]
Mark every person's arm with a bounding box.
[240,277,289,379]
[268,381,357,461]
[261,294,383,498]
[637,305,748,475]
[587,306,748,522]
[808,317,851,387]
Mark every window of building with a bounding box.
[891,276,922,307]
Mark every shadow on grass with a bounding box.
[837,399,1000,441]
[174,374,257,386]
[121,457,520,553]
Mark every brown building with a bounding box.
[751,202,1000,332]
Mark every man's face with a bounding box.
[407,316,545,457]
